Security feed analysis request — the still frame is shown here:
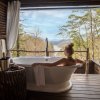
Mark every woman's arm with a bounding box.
[32,58,66,67]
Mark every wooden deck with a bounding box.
[27,74,100,100]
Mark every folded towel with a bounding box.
[33,65,45,86]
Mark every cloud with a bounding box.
[36,10,67,18]
[20,9,72,20]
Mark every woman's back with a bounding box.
[59,57,76,66]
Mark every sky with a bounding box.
[19,9,83,41]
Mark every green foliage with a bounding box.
[12,24,54,57]
[58,9,100,60]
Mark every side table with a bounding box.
[0,66,26,100]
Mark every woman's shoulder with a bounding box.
[75,58,84,63]
[63,58,69,61]
[61,58,68,61]
[63,57,75,63]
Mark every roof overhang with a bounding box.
[9,0,100,7]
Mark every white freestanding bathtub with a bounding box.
[12,56,81,93]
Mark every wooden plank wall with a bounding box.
[0,1,7,39]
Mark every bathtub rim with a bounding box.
[12,56,63,60]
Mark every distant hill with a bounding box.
[51,39,71,45]
[50,39,72,51]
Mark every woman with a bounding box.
[32,43,84,67]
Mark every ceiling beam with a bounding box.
[0,0,8,5]
[20,0,100,7]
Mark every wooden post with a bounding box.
[45,38,49,56]
[16,33,20,57]
[85,48,89,74]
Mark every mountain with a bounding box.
[50,39,72,51]
[50,39,71,45]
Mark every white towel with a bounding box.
[33,65,45,86]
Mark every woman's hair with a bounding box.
[65,43,74,55]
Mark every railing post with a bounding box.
[45,38,49,56]
[16,32,20,57]
[85,48,89,74]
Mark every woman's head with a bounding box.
[64,43,74,57]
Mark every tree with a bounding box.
[30,27,42,55]
[58,9,100,60]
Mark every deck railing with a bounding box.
[10,49,89,58]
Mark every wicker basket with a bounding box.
[0,66,26,100]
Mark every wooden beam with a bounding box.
[20,0,100,7]
[0,0,8,5]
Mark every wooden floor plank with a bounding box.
[68,90,100,95]
[27,74,100,100]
